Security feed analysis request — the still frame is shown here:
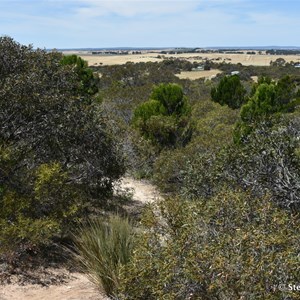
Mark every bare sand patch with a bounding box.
[0,271,108,300]
[251,76,259,83]
[120,177,162,204]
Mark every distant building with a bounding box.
[294,64,300,68]
[231,71,240,75]
[192,65,204,71]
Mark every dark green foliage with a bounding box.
[211,75,246,109]
[275,75,299,111]
[0,37,125,253]
[132,83,192,148]
[249,75,272,96]
[60,54,99,96]
[240,83,277,122]
[133,100,166,123]
[245,76,298,120]
[150,83,189,116]
[235,75,300,142]
[118,191,300,299]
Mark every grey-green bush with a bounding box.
[117,191,300,299]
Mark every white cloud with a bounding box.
[75,1,201,18]
[1,0,299,48]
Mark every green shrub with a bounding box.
[191,100,239,150]
[0,37,125,254]
[0,163,80,253]
[153,148,188,193]
[211,75,246,109]
[150,83,190,116]
[73,215,134,297]
[152,100,238,194]
[117,191,300,299]
[132,83,192,148]
[235,75,300,142]
[133,100,167,124]
[60,54,99,95]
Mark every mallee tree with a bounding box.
[0,37,125,252]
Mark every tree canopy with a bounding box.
[211,75,246,109]
[0,37,125,252]
[132,83,192,148]
[234,75,300,142]
[60,54,99,96]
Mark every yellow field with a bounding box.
[65,50,300,67]
[175,69,222,80]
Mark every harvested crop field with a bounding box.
[64,51,300,67]
[176,69,222,80]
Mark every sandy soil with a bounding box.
[66,51,300,67]
[0,177,160,300]
[120,177,162,204]
[0,271,108,300]
[251,75,259,83]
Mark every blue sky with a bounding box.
[0,0,299,49]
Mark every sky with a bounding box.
[0,0,299,49]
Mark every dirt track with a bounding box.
[0,177,160,300]
[0,272,108,300]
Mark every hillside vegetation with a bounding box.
[1,37,300,299]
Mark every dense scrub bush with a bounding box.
[153,148,188,193]
[223,119,300,211]
[153,100,238,194]
[124,129,159,179]
[181,116,300,209]
[191,100,239,150]
[181,116,300,211]
[179,151,220,200]
[0,37,125,253]
[215,61,300,81]
[117,191,300,299]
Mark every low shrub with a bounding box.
[117,190,300,299]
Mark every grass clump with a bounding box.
[73,215,134,297]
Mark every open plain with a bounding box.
[63,50,300,67]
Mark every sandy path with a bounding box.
[0,177,160,300]
[0,272,108,300]
[120,177,162,204]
